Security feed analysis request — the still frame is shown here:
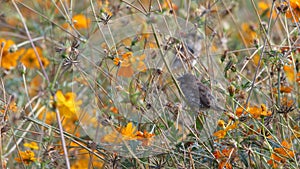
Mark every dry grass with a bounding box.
[0,0,299,168]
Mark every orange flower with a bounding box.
[0,38,25,69]
[235,107,244,117]
[136,130,155,139]
[291,126,300,140]
[274,140,295,158]
[29,75,44,96]
[268,140,295,168]
[280,85,293,93]
[119,122,137,138]
[162,0,178,11]
[246,104,272,119]
[102,122,154,145]
[296,72,300,85]
[114,52,147,77]
[15,150,37,165]
[268,153,280,168]
[286,0,300,22]
[226,121,239,131]
[110,107,118,114]
[113,57,121,66]
[247,106,262,119]
[213,121,239,139]
[72,14,90,29]
[218,160,232,169]
[235,104,272,119]
[63,14,91,30]
[281,96,294,107]
[20,47,49,69]
[213,129,227,139]
[213,148,234,169]
[136,130,155,146]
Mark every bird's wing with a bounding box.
[197,81,212,108]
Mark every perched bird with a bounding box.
[177,73,225,112]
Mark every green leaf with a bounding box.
[196,114,205,131]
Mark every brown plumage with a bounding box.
[177,73,224,112]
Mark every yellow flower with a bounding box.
[252,54,263,67]
[283,65,295,84]
[20,47,49,69]
[0,38,25,69]
[102,122,137,143]
[24,142,39,150]
[241,23,257,45]
[71,157,103,169]
[258,1,276,18]
[102,122,155,146]
[38,111,56,125]
[55,90,82,118]
[0,100,18,114]
[119,122,137,139]
[15,150,37,165]
[217,120,226,128]
[70,145,104,169]
[101,122,154,145]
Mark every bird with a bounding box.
[177,73,225,112]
